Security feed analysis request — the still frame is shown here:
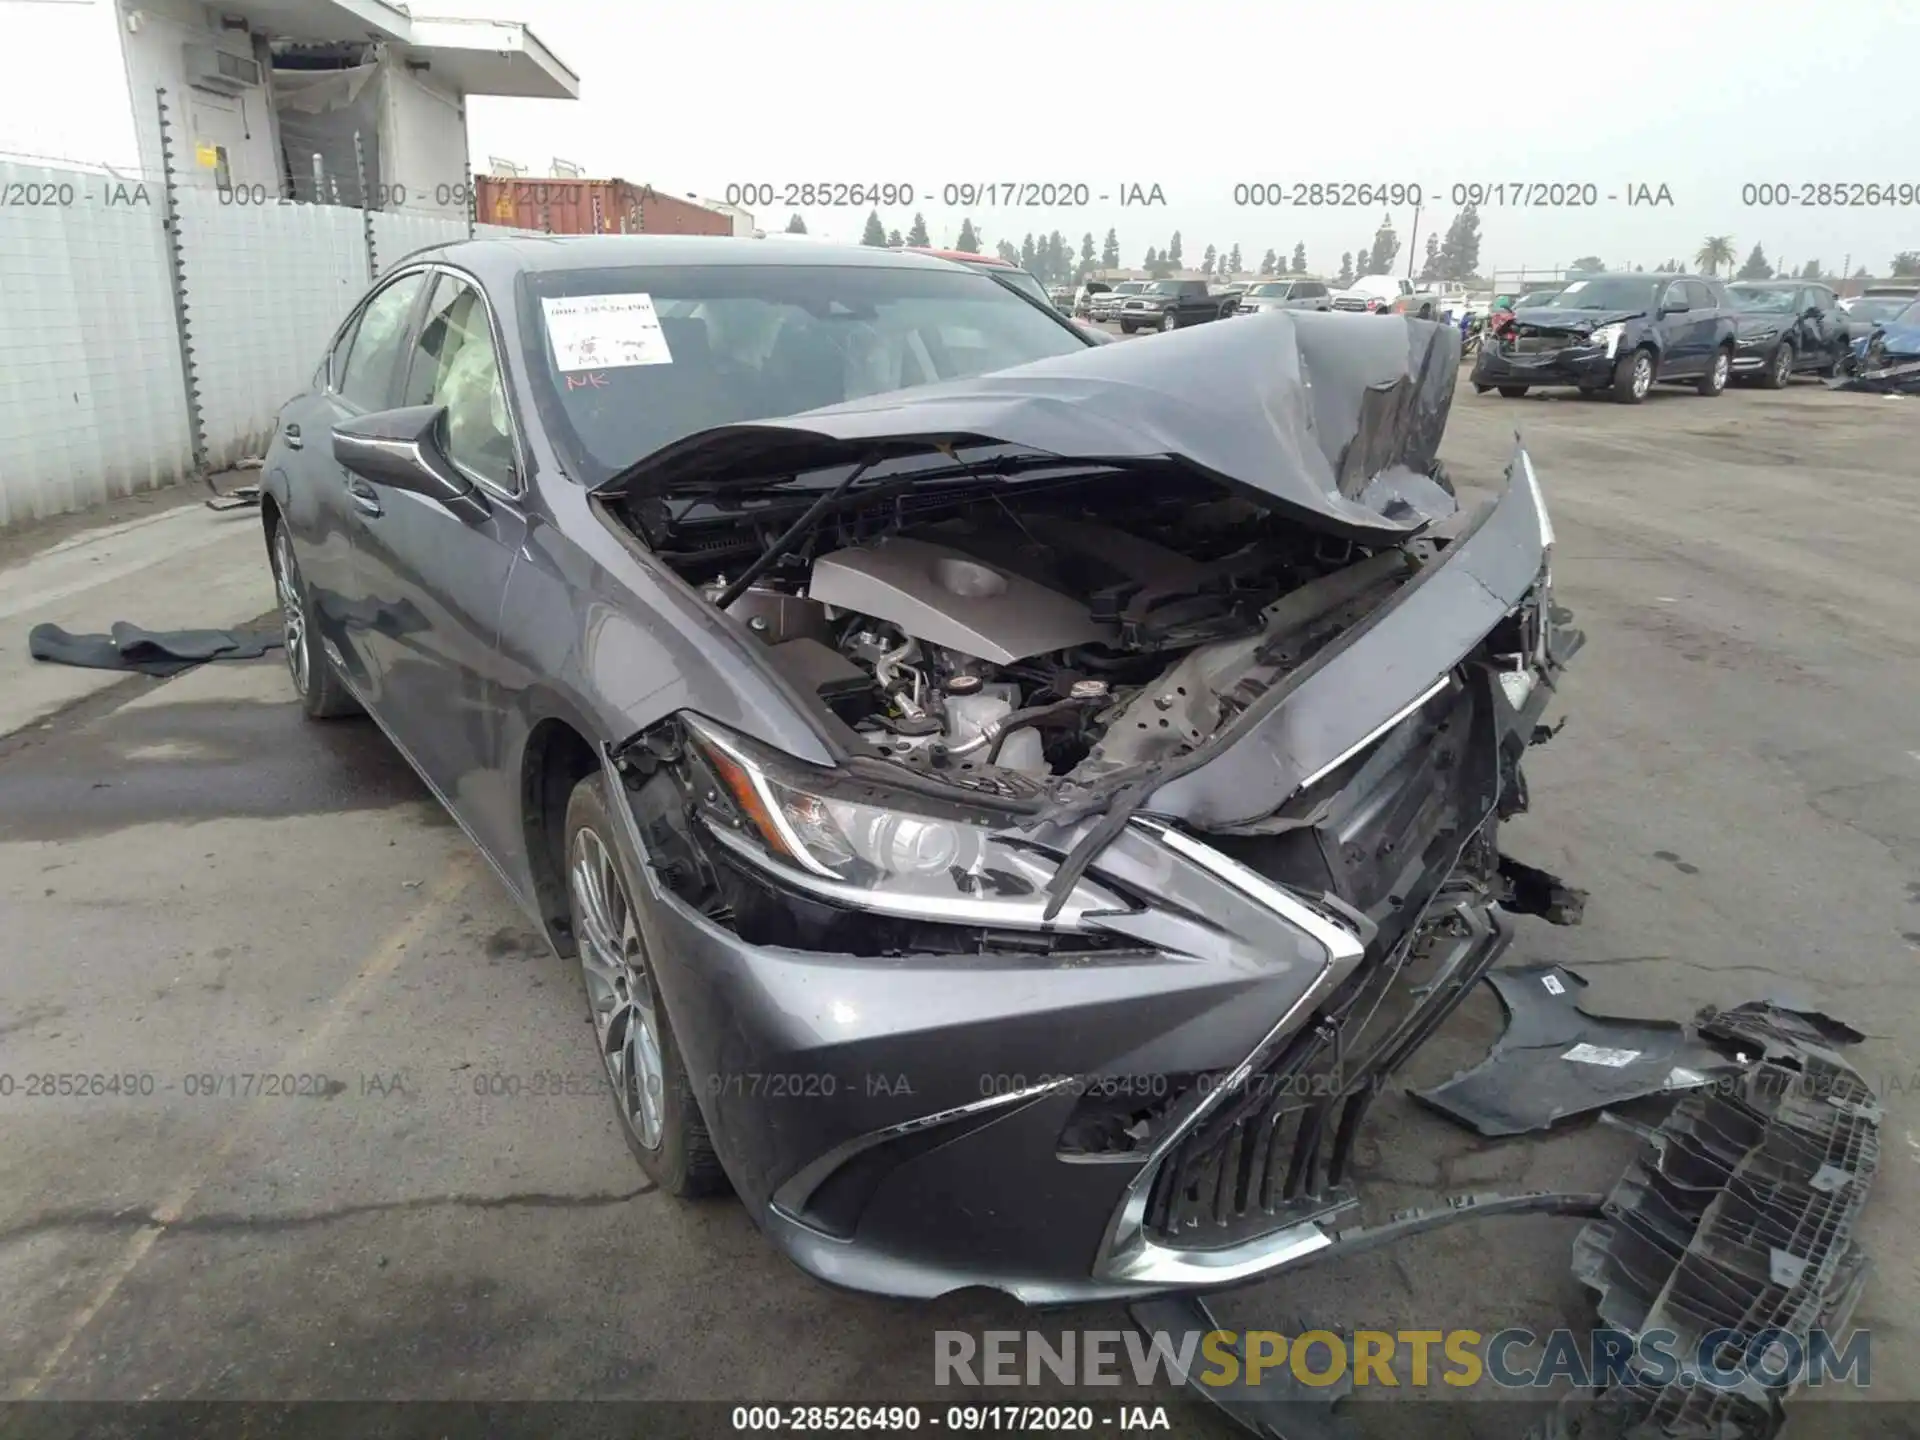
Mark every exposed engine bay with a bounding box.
[651,467,1433,796]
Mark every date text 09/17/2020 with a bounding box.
[1229,181,1676,208]
[721,183,1167,209]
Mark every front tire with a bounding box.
[1161,312,1178,332]
[1696,345,1731,396]
[1612,347,1655,404]
[270,521,360,719]
[1119,320,1138,334]
[564,775,728,1198]
[1761,342,1794,389]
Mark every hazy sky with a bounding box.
[460,0,1920,277]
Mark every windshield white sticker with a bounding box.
[541,293,673,371]
[1562,1043,1640,1067]
[1541,974,1566,995]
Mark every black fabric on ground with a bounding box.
[28,622,283,677]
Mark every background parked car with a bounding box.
[1472,272,1739,404]
[1840,295,1920,392]
[1725,281,1850,385]
[1090,279,1151,323]
[1073,280,1112,317]
[1838,293,1913,341]
[1118,278,1235,332]
[1235,278,1335,314]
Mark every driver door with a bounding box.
[348,268,529,862]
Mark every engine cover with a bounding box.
[808,537,1115,664]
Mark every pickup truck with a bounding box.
[1117,278,1236,332]
[1332,274,1416,314]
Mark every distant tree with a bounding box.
[1736,243,1773,280]
[1355,247,1372,276]
[1227,243,1242,276]
[1419,232,1443,282]
[785,213,808,234]
[1892,251,1920,276]
[1633,264,1645,272]
[1167,231,1184,268]
[1369,213,1400,275]
[1142,245,1158,270]
[1080,232,1097,277]
[1568,255,1605,274]
[1437,205,1481,282]
[1693,235,1735,276]
[906,213,931,247]
[1799,259,1822,279]
[1259,248,1277,276]
[1020,233,1036,269]
[860,209,888,247]
[1201,243,1217,275]
[1336,252,1355,287]
[954,217,981,253]
[1050,231,1069,281]
[1653,258,1679,272]
[996,239,1021,265]
[886,228,903,248]
[1102,228,1121,268]
[1291,241,1307,274]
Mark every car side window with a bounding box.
[324,311,360,391]
[401,274,517,492]
[1684,280,1716,310]
[337,272,427,411]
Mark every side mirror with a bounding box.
[1660,296,1690,314]
[332,405,491,523]
[1804,306,1824,320]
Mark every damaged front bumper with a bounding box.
[607,447,1581,1304]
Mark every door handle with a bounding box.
[346,476,383,517]
[283,423,303,451]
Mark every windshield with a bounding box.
[1146,281,1184,295]
[1899,300,1920,326]
[1849,297,1910,323]
[520,263,1088,486]
[1247,283,1289,297]
[1113,281,1149,295]
[1538,276,1660,312]
[1729,286,1798,313]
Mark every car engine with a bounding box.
[687,479,1414,793]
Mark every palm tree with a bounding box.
[1693,235,1735,276]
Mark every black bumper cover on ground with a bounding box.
[1534,1003,1881,1440]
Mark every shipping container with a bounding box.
[473,176,732,237]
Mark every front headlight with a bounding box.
[1587,323,1625,357]
[1744,327,1778,343]
[681,716,1129,928]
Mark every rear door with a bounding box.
[281,269,430,691]
[350,267,529,860]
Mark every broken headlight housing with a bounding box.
[680,716,1129,929]
[1587,322,1625,358]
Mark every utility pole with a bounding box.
[1406,201,1421,282]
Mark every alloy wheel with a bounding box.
[273,527,309,696]
[1713,352,1730,389]
[1773,347,1792,386]
[1632,354,1653,399]
[569,826,666,1151]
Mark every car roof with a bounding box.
[384,234,964,285]
[1730,280,1800,288]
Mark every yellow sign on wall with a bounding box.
[194,143,220,169]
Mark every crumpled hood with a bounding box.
[1508,306,1644,335]
[594,312,1462,544]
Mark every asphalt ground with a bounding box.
[1,350,1914,1436]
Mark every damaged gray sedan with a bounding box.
[261,236,1580,1303]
